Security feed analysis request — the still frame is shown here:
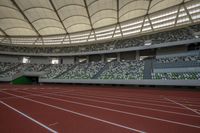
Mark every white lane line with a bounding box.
[25,89,164,103]
[22,89,74,94]
[6,89,200,111]
[0,100,58,133]
[0,96,16,100]
[49,93,200,118]
[72,90,200,104]
[165,96,200,102]
[47,91,174,104]
[23,89,200,118]
[72,91,165,101]
[164,97,200,116]
[0,90,75,100]
[25,89,200,112]
[58,91,200,108]
[84,92,200,105]
[19,88,165,103]
[1,91,146,133]
[20,89,185,110]
[0,90,74,100]
[55,91,186,110]
[49,122,58,127]
[13,90,200,129]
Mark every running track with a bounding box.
[0,84,200,133]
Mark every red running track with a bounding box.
[0,84,200,133]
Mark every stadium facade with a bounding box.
[0,0,200,86]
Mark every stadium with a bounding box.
[0,0,200,132]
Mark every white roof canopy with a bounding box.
[0,0,199,45]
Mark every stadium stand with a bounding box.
[0,0,200,86]
[1,1,200,132]
[0,62,17,72]
[42,64,74,79]
[152,52,200,80]
[99,60,144,80]
[0,63,22,78]
[1,51,199,81]
[0,60,144,80]
[152,72,200,80]
[57,62,105,79]
[0,25,198,55]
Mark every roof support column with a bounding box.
[83,0,97,41]
[49,0,71,43]
[117,0,123,37]
[140,0,152,33]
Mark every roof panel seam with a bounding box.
[57,4,85,12]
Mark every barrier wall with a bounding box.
[12,76,33,84]
[1,39,200,57]
[39,79,200,86]
[1,77,199,86]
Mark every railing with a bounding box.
[154,61,200,69]
[0,38,200,57]
[39,79,200,87]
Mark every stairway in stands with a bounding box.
[92,62,110,79]
[53,64,77,79]
[0,63,22,75]
[143,59,153,79]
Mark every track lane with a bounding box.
[6,85,200,104]
[5,90,200,133]
[0,91,145,133]
[46,90,200,115]
[10,87,197,116]
[8,87,200,115]
[19,90,200,126]
[2,88,197,117]
[68,90,200,105]
[23,89,200,118]
[164,97,200,116]
[3,87,200,109]
[0,101,50,133]
[66,88,200,102]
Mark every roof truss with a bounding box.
[83,0,97,40]
[10,0,41,36]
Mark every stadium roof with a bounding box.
[0,0,200,45]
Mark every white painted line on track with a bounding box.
[165,96,200,102]
[78,91,199,106]
[61,91,200,108]
[54,91,186,110]
[49,122,58,127]
[12,90,200,129]
[0,90,75,100]
[72,91,165,101]
[23,89,200,118]
[0,100,58,133]
[17,88,182,110]
[54,91,173,104]
[1,91,146,133]
[164,97,200,116]
[48,93,200,118]
[71,90,200,103]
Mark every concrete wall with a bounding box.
[156,45,187,56]
[1,38,199,57]
[120,51,136,61]
[154,67,200,73]
[89,55,101,62]
[39,79,200,86]
[0,55,21,63]
[30,57,49,64]
[62,57,74,64]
